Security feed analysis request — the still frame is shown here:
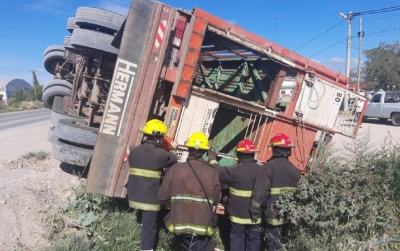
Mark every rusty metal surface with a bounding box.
[193,8,349,86]
[86,0,156,197]
[265,68,286,109]
[192,86,277,117]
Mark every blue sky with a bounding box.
[1,0,399,86]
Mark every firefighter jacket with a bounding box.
[250,157,300,226]
[158,156,222,237]
[217,157,263,225]
[127,139,177,211]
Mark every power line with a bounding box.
[309,27,400,58]
[353,5,400,17]
[363,13,400,22]
[308,37,348,58]
[293,20,345,52]
[296,5,400,53]
[366,31,400,38]
[365,27,400,35]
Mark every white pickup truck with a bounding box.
[364,91,400,126]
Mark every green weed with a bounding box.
[275,131,400,250]
[21,151,49,161]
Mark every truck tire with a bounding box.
[75,7,125,34]
[44,50,66,74]
[43,45,65,57]
[64,36,72,46]
[48,126,57,143]
[56,119,98,147]
[43,79,72,93]
[52,140,93,167]
[51,110,83,126]
[42,85,72,109]
[391,113,400,126]
[71,28,119,55]
[67,17,78,33]
[52,96,65,112]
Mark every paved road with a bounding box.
[0,109,51,131]
[331,117,400,153]
[0,109,52,163]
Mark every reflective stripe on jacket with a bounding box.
[158,156,222,236]
[127,140,177,211]
[166,223,216,237]
[217,157,263,225]
[250,157,301,226]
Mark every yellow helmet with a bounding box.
[185,132,210,150]
[140,119,167,136]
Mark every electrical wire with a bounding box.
[294,5,400,54]
[366,27,400,35]
[309,26,400,57]
[363,13,400,22]
[294,20,346,52]
[353,5,400,17]
[366,31,400,38]
[308,37,348,58]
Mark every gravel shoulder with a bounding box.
[331,118,400,153]
[0,120,84,251]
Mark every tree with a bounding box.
[12,89,26,102]
[25,85,43,101]
[364,41,400,91]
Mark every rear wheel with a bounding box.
[42,79,73,109]
[71,28,119,55]
[52,140,92,167]
[67,17,78,33]
[47,126,57,143]
[75,7,124,34]
[51,110,83,126]
[391,113,400,126]
[44,51,65,74]
[42,86,72,109]
[55,119,98,147]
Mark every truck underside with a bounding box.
[42,0,367,198]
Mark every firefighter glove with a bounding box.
[207,150,218,161]
[250,210,260,223]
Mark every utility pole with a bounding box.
[339,12,353,110]
[31,70,39,100]
[357,18,364,93]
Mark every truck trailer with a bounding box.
[42,0,367,198]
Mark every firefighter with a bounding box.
[208,139,263,251]
[158,132,222,251]
[127,119,178,251]
[249,133,301,251]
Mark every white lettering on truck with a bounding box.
[100,58,138,136]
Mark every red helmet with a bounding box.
[236,139,258,153]
[269,133,294,147]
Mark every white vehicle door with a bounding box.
[365,93,382,117]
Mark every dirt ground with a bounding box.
[0,120,84,251]
[0,117,399,251]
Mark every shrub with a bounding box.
[44,187,182,251]
[22,151,49,161]
[275,132,400,250]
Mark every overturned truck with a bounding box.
[42,0,367,198]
